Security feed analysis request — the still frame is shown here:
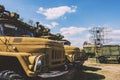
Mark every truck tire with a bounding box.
[0,70,24,80]
[118,57,120,64]
[98,57,107,63]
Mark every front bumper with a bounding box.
[38,70,68,78]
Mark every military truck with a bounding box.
[98,45,120,63]
[83,42,96,58]
[39,32,86,66]
[79,48,88,64]
[64,45,80,62]
[64,46,86,65]
[0,5,68,80]
[61,40,86,66]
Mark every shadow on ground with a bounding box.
[83,65,102,71]
[41,66,105,80]
[74,71,105,80]
[74,66,105,80]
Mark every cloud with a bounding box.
[60,26,120,47]
[89,28,120,45]
[105,33,120,45]
[112,30,120,35]
[60,26,87,36]
[109,29,120,42]
[59,24,120,47]
[36,6,77,20]
[66,37,89,47]
[44,22,59,29]
[59,26,88,47]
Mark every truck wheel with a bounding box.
[99,57,107,63]
[0,70,23,80]
[118,58,120,64]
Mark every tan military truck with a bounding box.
[39,33,86,66]
[0,5,68,80]
[65,46,79,62]
[64,45,82,64]
[52,37,87,66]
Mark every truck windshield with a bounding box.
[0,23,33,37]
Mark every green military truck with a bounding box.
[83,44,96,58]
[79,48,88,63]
[98,45,120,63]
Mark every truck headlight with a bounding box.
[34,56,42,71]
[29,55,42,72]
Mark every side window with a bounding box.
[1,24,32,37]
[4,24,17,36]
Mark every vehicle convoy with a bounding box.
[98,45,120,63]
[0,5,69,80]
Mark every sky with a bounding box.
[0,0,120,47]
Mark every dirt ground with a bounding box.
[74,61,120,80]
[41,60,120,80]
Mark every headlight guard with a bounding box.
[28,55,42,72]
[34,55,42,71]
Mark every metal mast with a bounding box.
[89,27,111,57]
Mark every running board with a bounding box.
[38,71,68,78]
